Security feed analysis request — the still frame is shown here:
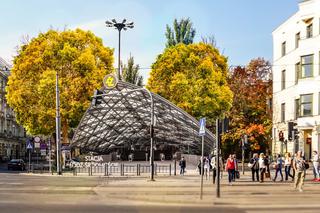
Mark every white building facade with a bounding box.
[0,57,26,161]
[272,0,320,160]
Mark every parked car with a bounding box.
[8,159,25,171]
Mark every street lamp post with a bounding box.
[106,19,134,80]
[56,72,62,175]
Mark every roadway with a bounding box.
[0,167,320,212]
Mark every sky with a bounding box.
[0,0,299,81]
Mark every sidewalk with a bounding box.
[93,169,320,209]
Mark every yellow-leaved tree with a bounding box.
[147,43,233,126]
[6,29,114,142]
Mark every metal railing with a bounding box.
[72,163,175,177]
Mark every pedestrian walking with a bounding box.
[232,154,239,181]
[179,156,186,175]
[284,152,294,181]
[258,153,267,183]
[249,153,259,182]
[225,154,235,185]
[311,151,320,181]
[293,150,306,192]
[197,159,202,175]
[265,154,271,180]
[204,157,210,179]
[273,154,284,182]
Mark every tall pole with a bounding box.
[56,72,61,175]
[216,119,221,198]
[117,29,121,80]
[242,137,245,175]
[48,138,52,174]
[28,149,31,172]
[148,90,155,181]
[200,135,204,199]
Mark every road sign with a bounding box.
[199,118,206,136]
[40,149,46,156]
[34,136,41,143]
[103,74,118,89]
[26,142,33,150]
[34,142,40,149]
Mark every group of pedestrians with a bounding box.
[180,149,319,192]
[249,153,270,182]
[247,150,320,192]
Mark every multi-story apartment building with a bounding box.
[272,0,320,160]
[0,57,26,161]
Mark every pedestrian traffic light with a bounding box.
[222,118,229,133]
[92,89,104,106]
[279,131,284,142]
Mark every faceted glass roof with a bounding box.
[71,81,215,155]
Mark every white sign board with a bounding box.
[199,118,206,136]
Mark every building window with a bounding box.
[300,54,313,78]
[300,94,313,117]
[281,70,286,90]
[295,32,300,48]
[307,24,313,38]
[295,99,300,119]
[295,62,300,84]
[281,103,285,122]
[281,42,286,56]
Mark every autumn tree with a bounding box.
[222,58,272,156]
[165,18,196,47]
[147,43,233,125]
[121,56,143,86]
[6,29,114,142]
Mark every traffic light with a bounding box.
[288,122,294,141]
[293,122,299,139]
[92,89,104,106]
[279,131,284,142]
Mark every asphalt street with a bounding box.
[0,168,320,213]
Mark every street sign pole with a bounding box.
[216,118,221,198]
[200,134,204,199]
[28,149,31,172]
[199,118,206,200]
[48,139,52,174]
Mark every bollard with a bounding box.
[136,164,139,176]
[169,164,172,176]
[104,164,107,176]
[88,167,91,176]
[155,164,157,176]
[120,163,123,176]
[174,160,176,176]
[90,164,93,176]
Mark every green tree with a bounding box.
[6,29,114,142]
[147,43,233,125]
[165,18,196,47]
[121,56,143,86]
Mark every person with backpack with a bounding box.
[273,154,284,182]
[293,150,306,192]
[311,150,320,181]
[249,153,259,182]
[225,154,235,185]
